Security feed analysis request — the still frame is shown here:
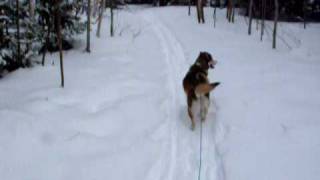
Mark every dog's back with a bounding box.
[183,65,208,97]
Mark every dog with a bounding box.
[183,52,220,130]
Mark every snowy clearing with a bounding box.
[1,6,320,180]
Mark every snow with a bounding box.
[1,6,320,180]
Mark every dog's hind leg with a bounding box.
[187,96,196,130]
[188,108,195,130]
[200,95,210,121]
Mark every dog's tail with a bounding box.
[195,82,220,97]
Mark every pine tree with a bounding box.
[0,0,37,73]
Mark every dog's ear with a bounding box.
[199,52,206,58]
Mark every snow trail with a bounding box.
[138,9,225,180]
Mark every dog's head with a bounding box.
[196,52,217,70]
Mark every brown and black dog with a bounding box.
[183,52,220,130]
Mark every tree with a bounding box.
[196,0,205,23]
[86,0,91,52]
[37,0,84,64]
[248,0,253,35]
[231,0,236,23]
[110,0,114,36]
[273,0,279,49]
[188,0,191,16]
[55,0,64,87]
[96,0,105,37]
[0,0,37,73]
[226,0,234,22]
[303,0,307,29]
[16,0,21,64]
[260,0,266,41]
[29,0,35,19]
[213,1,217,27]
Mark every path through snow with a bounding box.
[138,9,226,180]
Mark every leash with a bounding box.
[198,120,203,180]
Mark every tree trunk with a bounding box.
[96,0,104,37]
[159,0,166,6]
[188,0,191,16]
[248,0,253,35]
[110,0,114,37]
[303,0,307,29]
[201,0,204,23]
[153,0,158,6]
[273,0,279,49]
[29,0,35,19]
[196,0,204,23]
[228,0,233,22]
[86,0,91,52]
[213,6,216,27]
[260,0,266,41]
[93,0,98,17]
[231,0,235,23]
[16,0,21,64]
[55,0,64,87]
[197,0,201,23]
[42,24,50,66]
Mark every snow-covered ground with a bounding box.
[1,6,320,180]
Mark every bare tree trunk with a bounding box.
[226,1,228,19]
[153,0,158,6]
[303,0,307,29]
[260,0,266,41]
[231,0,235,23]
[196,0,204,23]
[93,0,98,17]
[226,0,232,22]
[273,0,279,49]
[201,0,204,23]
[110,0,114,37]
[228,0,233,22]
[42,24,50,66]
[96,0,104,37]
[213,4,217,27]
[248,0,253,35]
[29,0,35,19]
[55,0,64,87]
[86,0,91,52]
[197,0,201,23]
[188,0,191,16]
[16,0,21,64]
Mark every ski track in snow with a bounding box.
[138,10,226,180]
